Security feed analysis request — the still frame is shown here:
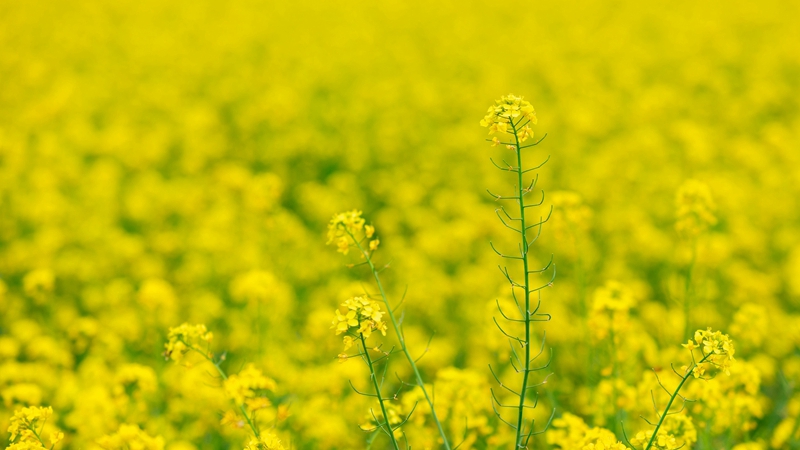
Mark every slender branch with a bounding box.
[643,353,711,450]
[360,332,402,450]
[346,230,452,450]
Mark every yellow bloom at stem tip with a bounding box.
[480,94,538,142]
[326,210,379,256]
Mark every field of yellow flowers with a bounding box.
[2,0,800,449]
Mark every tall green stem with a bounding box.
[360,332,402,450]
[347,232,451,450]
[510,119,534,448]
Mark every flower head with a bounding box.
[163,323,214,362]
[7,406,53,444]
[480,94,538,142]
[332,296,388,349]
[224,364,277,409]
[244,432,286,450]
[683,328,736,376]
[326,210,378,256]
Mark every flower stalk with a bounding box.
[481,94,555,448]
[347,231,452,449]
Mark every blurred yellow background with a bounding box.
[1,0,799,448]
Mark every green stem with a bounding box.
[348,232,452,450]
[510,120,534,448]
[360,332,402,450]
[644,353,711,450]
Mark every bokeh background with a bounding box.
[1,0,799,448]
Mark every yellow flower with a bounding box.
[481,94,538,142]
[517,124,534,142]
[332,309,359,335]
[488,121,508,135]
[7,406,53,442]
[49,432,64,447]
[96,424,164,450]
[163,323,213,362]
[223,364,277,407]
[244,432,286,450]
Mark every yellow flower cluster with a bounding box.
[95,424,164,450]
[480,94,538,144]
[682,328,736,377]
[162,323,214,362]
[675,180,717,237]
[331,296,388,343]
[546,413,628,450]
[657,414,698,449]
[6,406,63,450]
[243,433,285,450]
[223,364,277,410]
[326,210,379,255]
[630,428,680,450]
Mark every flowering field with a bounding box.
[2,0,800,449]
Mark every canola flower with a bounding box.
[5,406,63,450]
[482,94,555,448]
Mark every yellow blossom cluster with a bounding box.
[162,323,214,362]
[630,428,680,450]
[95,424,163,450]
[243,433,285,450]
[546,413,627,450]
[6,406,62,450]
[480,94,537,146]
[326,210,379,256]
[682,328,736,377]
[223,365,277,410]
[331,296,388,344]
